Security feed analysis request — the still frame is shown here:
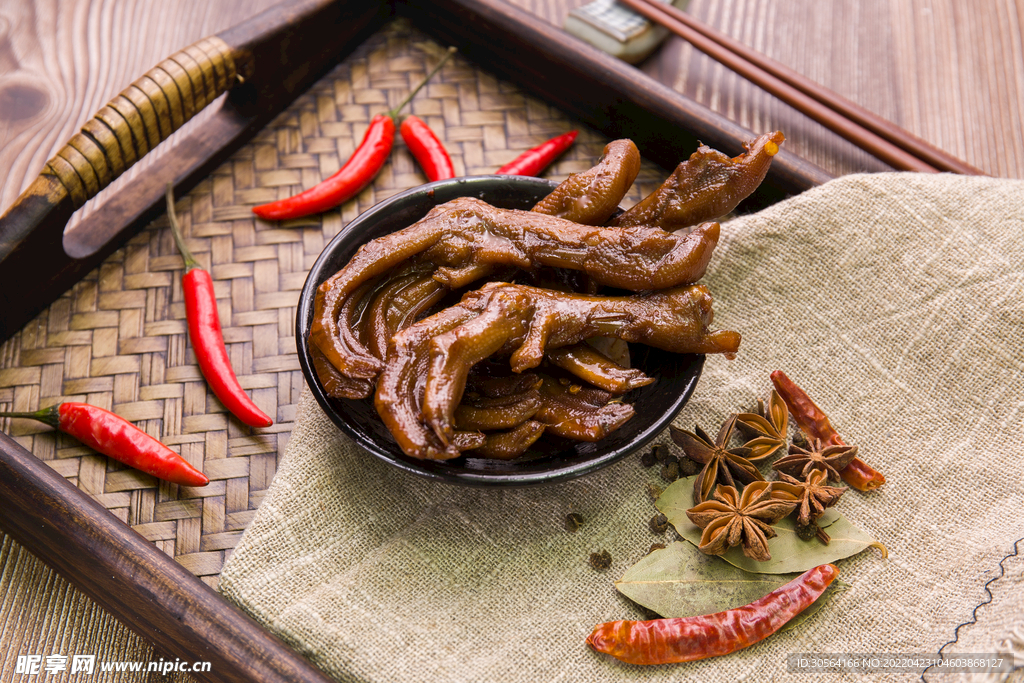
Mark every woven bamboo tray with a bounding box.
[0,17,672,588]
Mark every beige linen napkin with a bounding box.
[219,173,1024,683]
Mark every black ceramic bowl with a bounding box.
[296,176,704,486]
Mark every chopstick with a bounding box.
[618,0,985,175]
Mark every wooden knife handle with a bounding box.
[42,36,238,209]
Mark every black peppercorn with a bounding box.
[677,456,701,476]
[564,512,584,532]
[649,513,669,534]
[796,522,817,542]
[588,550,612,570]
[660,460,680,482]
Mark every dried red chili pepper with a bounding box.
[167,186,273,428]
[0,403,209,487]
[587,563,838,665]
[252,47,457,221]
[401,115,455,181]
[770,370,886,491]
[496,130,578,176]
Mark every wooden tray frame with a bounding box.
[0,1,831,681]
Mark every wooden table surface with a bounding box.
[1,0,1022,679]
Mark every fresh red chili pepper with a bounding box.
[587,563,839,665]
[252,47,457,221]
[770,370,886,491]
[496,130,578,176]
[253,115,395,221]
[401,115,455,181]
[0,403,209,487]
[167,186,273,428]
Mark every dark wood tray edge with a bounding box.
[0,430,335,683]
[0,1,831,682]
[400,0,833,203]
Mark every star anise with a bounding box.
[772,437,858,482]
[774,470,847,527]
[670,415,764,504]
[735,389,788,462]
[685,482,799,561]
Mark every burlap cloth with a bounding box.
[218,173,1024,682]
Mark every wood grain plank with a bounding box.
[0,0,283,214]
[503,0,1024,178]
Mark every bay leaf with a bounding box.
[615,541,799,617]
[615,542,836,629]
[657,476,886,575]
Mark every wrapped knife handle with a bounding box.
[42,37,238,208]
[0,35,240,342]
